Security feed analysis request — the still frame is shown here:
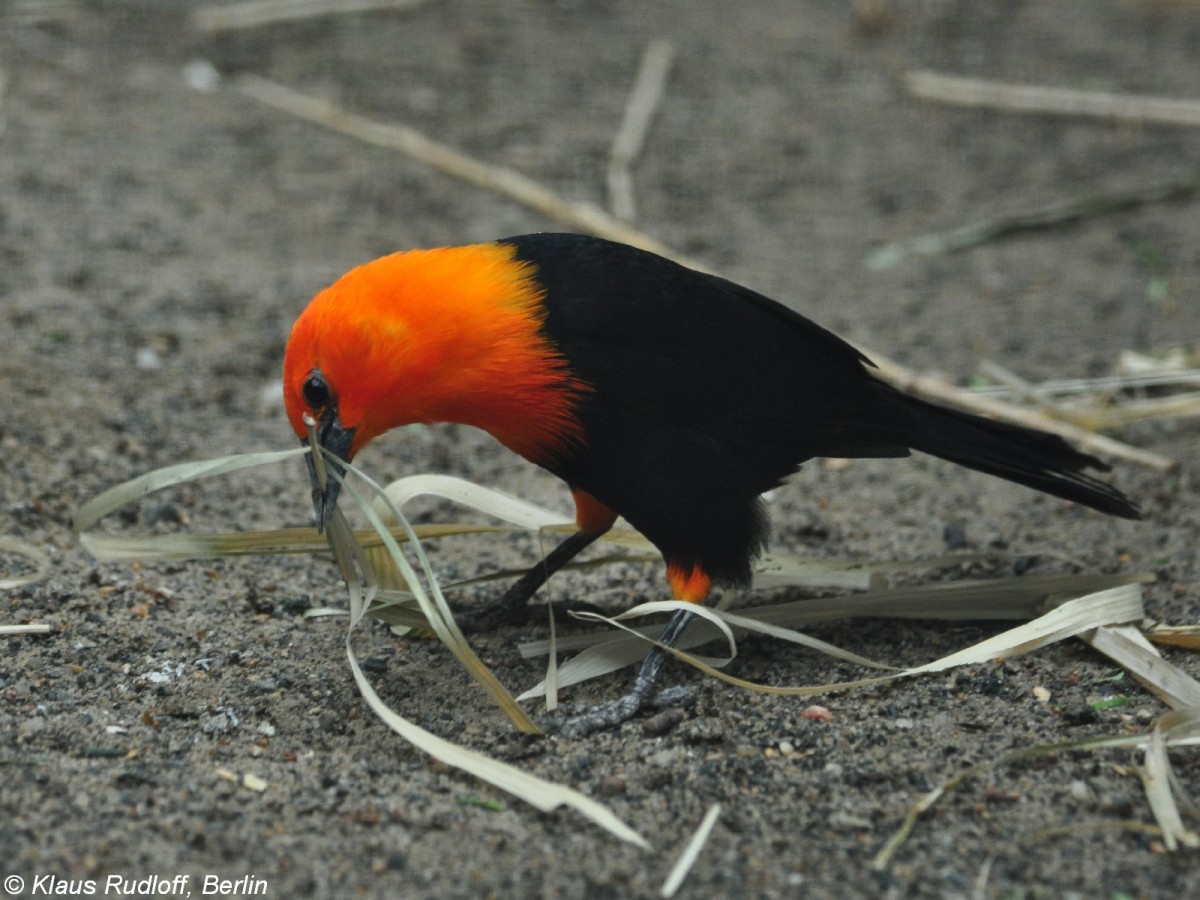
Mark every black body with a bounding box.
[503,233,1140,589]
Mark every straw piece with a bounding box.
[0,537,51,590]
[608,39,675,221]
[866,350,1176,472]
[1145,625,1200,651]
[234,75,703,271]
[906,70,1200,127]
[519,580,1146,700]
[1141,711,1200,850]
[1,623,53,636]
[1081,625,1200,710]
[867,172,1200,269]
[344,628,648,846]
[328,502,646,846]
[73,448,306,536]
[193,0,428,33]
[661,804,721,898]
[327,461,541,734]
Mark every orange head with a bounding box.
[283,241,588,527]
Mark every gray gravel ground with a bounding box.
[3,2,1199,897]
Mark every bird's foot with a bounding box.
[540,685,691,738]
[456,529,604,634]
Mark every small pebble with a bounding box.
[642,706,685,736]
[135,347,161,370]
[182,59,221,93]
[595,775,626,797]
[943,521,968,549]
[648,749,679,767]
[1069,780,1092,802]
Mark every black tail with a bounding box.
[901,393,1142,520]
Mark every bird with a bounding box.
[282,232,1141,734]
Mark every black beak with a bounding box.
[305,413,355,534]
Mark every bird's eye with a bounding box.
[302,373,331,410]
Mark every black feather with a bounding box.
[502,233,1140,588]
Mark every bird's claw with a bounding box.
[537,685,693,738]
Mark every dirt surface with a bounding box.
[3,2,1200,897]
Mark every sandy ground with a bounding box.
[3,1,1200,897]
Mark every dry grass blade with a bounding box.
[1141,710,1200,850]
[0,536,51,590]
[73,448,649,844]
[867,172,1200,270]
[321,473,646,845]
[752,551,886,592]
[79,522,505,564]
[192,0,428,33]
[899,584,1144,672]
[866,350,1175,472]
[1146,625,1200,651]
[877,708,1200,868]
[520,579,1146,700]
[974,358,1200,431]
[717,609,899,670]
[906,70,1200,127]
[321,453,540,734]
[522,572,1148,659]
[342,615,647,847]
[608,39,675,221]
[544,603,560,711]
[519,601,740,702]
[661,804,721,898]
[975,366,1200,402]
[376,473,572,531]
[1081,625,1200,710]
[73,448,306,538]
[873,731,1145,869]
[1,623,53,636]
[1062,393,1200,430]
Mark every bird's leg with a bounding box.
[548,607,697,738]
[457,528,602,632]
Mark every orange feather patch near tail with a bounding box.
[666,562,713,603]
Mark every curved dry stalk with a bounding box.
[0,536,51,590]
